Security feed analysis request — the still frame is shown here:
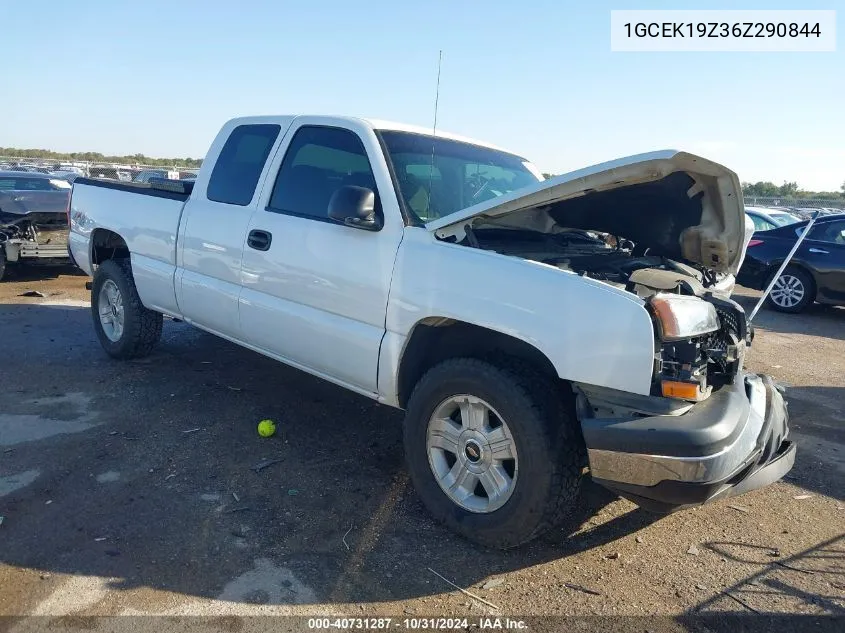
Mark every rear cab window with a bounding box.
[207,124,281,205]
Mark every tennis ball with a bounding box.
[257,419,276,438]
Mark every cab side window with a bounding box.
[207,124,281,206]
[267,126,379,221]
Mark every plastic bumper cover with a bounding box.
[583,373,794,512]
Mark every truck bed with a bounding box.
[72,177,194,201]
[68,177,191,315]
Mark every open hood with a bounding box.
[427,150,747,274]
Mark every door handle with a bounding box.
[808,248,829,254]
[247,229,272,251]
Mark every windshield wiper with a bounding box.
[470,178,492,201]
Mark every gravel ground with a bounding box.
[0,266,842,631]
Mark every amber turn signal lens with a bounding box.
[661,380,701,400]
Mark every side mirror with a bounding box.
[328,186,380,231]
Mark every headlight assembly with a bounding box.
[650,294,720,341]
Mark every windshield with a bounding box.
[378,130,541,223]
[769,212,799,226]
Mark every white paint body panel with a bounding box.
[175,116,295,336]
[239,117,404,394]
[176,199,254,336]
[68,184,184,315]
[382,228,656,400]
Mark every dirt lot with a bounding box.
[0,266,843,631]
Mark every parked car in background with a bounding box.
[134,169,169,183]
[745,206,800,231]
[0,171,71,280]
[9,164,50,173]
[53,163,85,176]
[51,172,81,183]
[788,207,842,221]
[88,166,134,182]
[738,214,845,312]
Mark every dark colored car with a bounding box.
[737,214,845,313]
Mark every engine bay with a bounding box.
[461,226,718,294]
[459,225,748,397]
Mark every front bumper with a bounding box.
[3,240,70,262]
[582,373,794,512]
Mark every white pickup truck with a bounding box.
[68,116,794,548]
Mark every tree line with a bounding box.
[741,180,844,200]
[0,147,203,168]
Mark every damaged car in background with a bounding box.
[0,171,72,281]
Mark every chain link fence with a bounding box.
[0,156,200,183]
[743,196,844,220]
[744,196,843,209]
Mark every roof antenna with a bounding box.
[427,50,442,217]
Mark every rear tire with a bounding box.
[403,358,586,549]
[765,266,814,313]
[0,248,6,281]
[91,258,162,358]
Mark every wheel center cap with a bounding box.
[464,440,482,463]
[111,305,118,316]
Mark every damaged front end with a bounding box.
[445,223,751,405]
[428,150,793,511]
[430,149,757,408]
[0,209,70,274]
[646,286,750,403]
[526,237,794,514]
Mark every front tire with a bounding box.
[91,258,163,358]
[403,358,585,549]
[0,247,6,281]
[766,266,814,313]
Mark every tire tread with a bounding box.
[405,357,585,549]
[92,258,162,358]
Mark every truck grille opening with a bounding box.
[702,302,746,388]
[653,298,747,398]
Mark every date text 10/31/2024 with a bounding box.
[307,618,528,630]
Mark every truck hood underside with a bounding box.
[428,150,747,275]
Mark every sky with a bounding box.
[1,0,843,191]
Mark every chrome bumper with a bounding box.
[581,373,794,512]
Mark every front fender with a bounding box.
[380,229,656,403]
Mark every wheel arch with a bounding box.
[90,228,130,266]
[396,317,560,409]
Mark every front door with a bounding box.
[803,219,845,303]
[238,119,404,394]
